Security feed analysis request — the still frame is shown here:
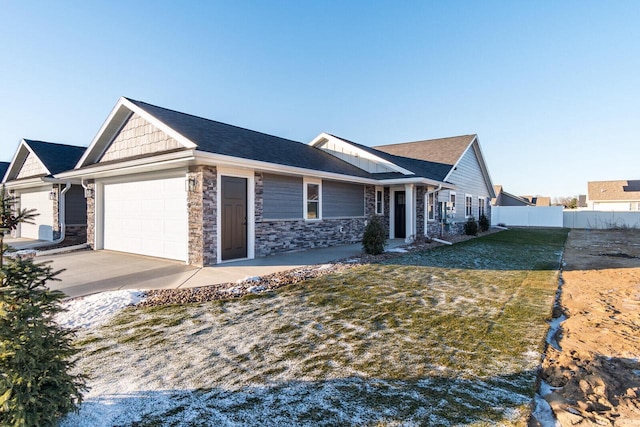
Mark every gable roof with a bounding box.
[492,185,532,206]
[588,180,640,201]
[323,134,454,182]
[4,139,86,182]
[76,97,373,179]
[0,162,9,182]
[374,135,476,166]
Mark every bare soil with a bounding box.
[541,229,640,426]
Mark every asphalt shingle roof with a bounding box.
[373,135,475,167]
[588,180,640,201]
[0,162,9,180]
[24,140,86,175]
[126,99,373,179]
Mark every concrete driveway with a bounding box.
[35,240,406,298]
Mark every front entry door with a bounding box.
[394,191,406,239]
[222,176,247,260]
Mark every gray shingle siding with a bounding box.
[322,180,365,218]
[263,174,303,219]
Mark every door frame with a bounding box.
[389,186,404,239]
[216,167,255,264]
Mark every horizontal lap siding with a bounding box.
[323,181,364,217]
[263,174,303,219]
[441,145,491,222]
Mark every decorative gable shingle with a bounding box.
[100,113,183,162]
[16,151,48,179]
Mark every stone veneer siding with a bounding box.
[187,165,217,267]
[86,182,95,248]
[253,172,375,258]
[99,113,183,162]
[415,186,425,238]
[52,185,60,240]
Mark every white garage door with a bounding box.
[20,189,54,241]
[103,176,188,261]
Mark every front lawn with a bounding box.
[63,228,569,426]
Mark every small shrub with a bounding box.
[0,259,87,426]
[478,214,490,232]
[463,217,479,236]
[362,215,386,255]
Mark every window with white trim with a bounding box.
[427,192,435,221]
[465,194,473,217]
[304,179,321,220]
[449,192,456,214]
[478,197,485,218]
[375,186,384,215]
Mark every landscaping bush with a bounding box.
[0,258,86,426]
[463,217,479,236]
[362,215,386,255]
[478,214,490,232]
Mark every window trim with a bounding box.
[427,191,436,222]
[478,196,486,218]
[375,186,384,215]
[465,194,473,218]
[303,178,322,220]
[449,191,456,215]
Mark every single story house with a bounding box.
[2,139,87,242]
[492,185,532,207]
[587,180,640,211]
[56,97,495,266]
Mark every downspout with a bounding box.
[51,182,72,245]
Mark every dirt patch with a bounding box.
[540,229,640,425]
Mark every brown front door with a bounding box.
[221,176,247,260]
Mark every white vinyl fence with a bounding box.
[491,206,563,227]
[563,211,640,229]
[492,206,640,229]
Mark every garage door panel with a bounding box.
[103,176,187,261]
[20,190,54,241]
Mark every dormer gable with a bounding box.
[4,139,53,181]
[309,133,414,175]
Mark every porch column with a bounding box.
[404,183,415,243]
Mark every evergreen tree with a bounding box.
[362,215,386,255]
[0,185,37,268]
[0,185,86,426]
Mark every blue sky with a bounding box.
[1,1,638,198]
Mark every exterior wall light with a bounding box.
[84,188,94,199]
[49,190,57,200]
[186,177,197,192]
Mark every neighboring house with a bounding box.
[2,140,87,242]
[522,195,551,207]
[56,97,496,266]
[587,180,640,211]
[0,162,9,182]
[371,135,495,235]
[492,185,532,207]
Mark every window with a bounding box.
[375,187,384,215]
[478,197,486,218]
[427,192,435,221]
[449,192,456,214]
[304,179,321,220]
[465,194,473,217]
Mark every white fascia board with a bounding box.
[4,139,51,181]
[2,177,50,190]
[76,97,198,169]
[194,150,377,185]
[56,150,196,180]
[309,133,415,176]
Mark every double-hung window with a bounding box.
[465,194,473,218]
[449,192,456,214]
[427,192,435,221]
[375,187,384,215]
[478,197,485,218]
[304,179,321,220]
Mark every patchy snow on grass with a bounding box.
[55,290,145,329]
[385,247,408,253]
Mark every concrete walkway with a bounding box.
[34,240,407,298]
